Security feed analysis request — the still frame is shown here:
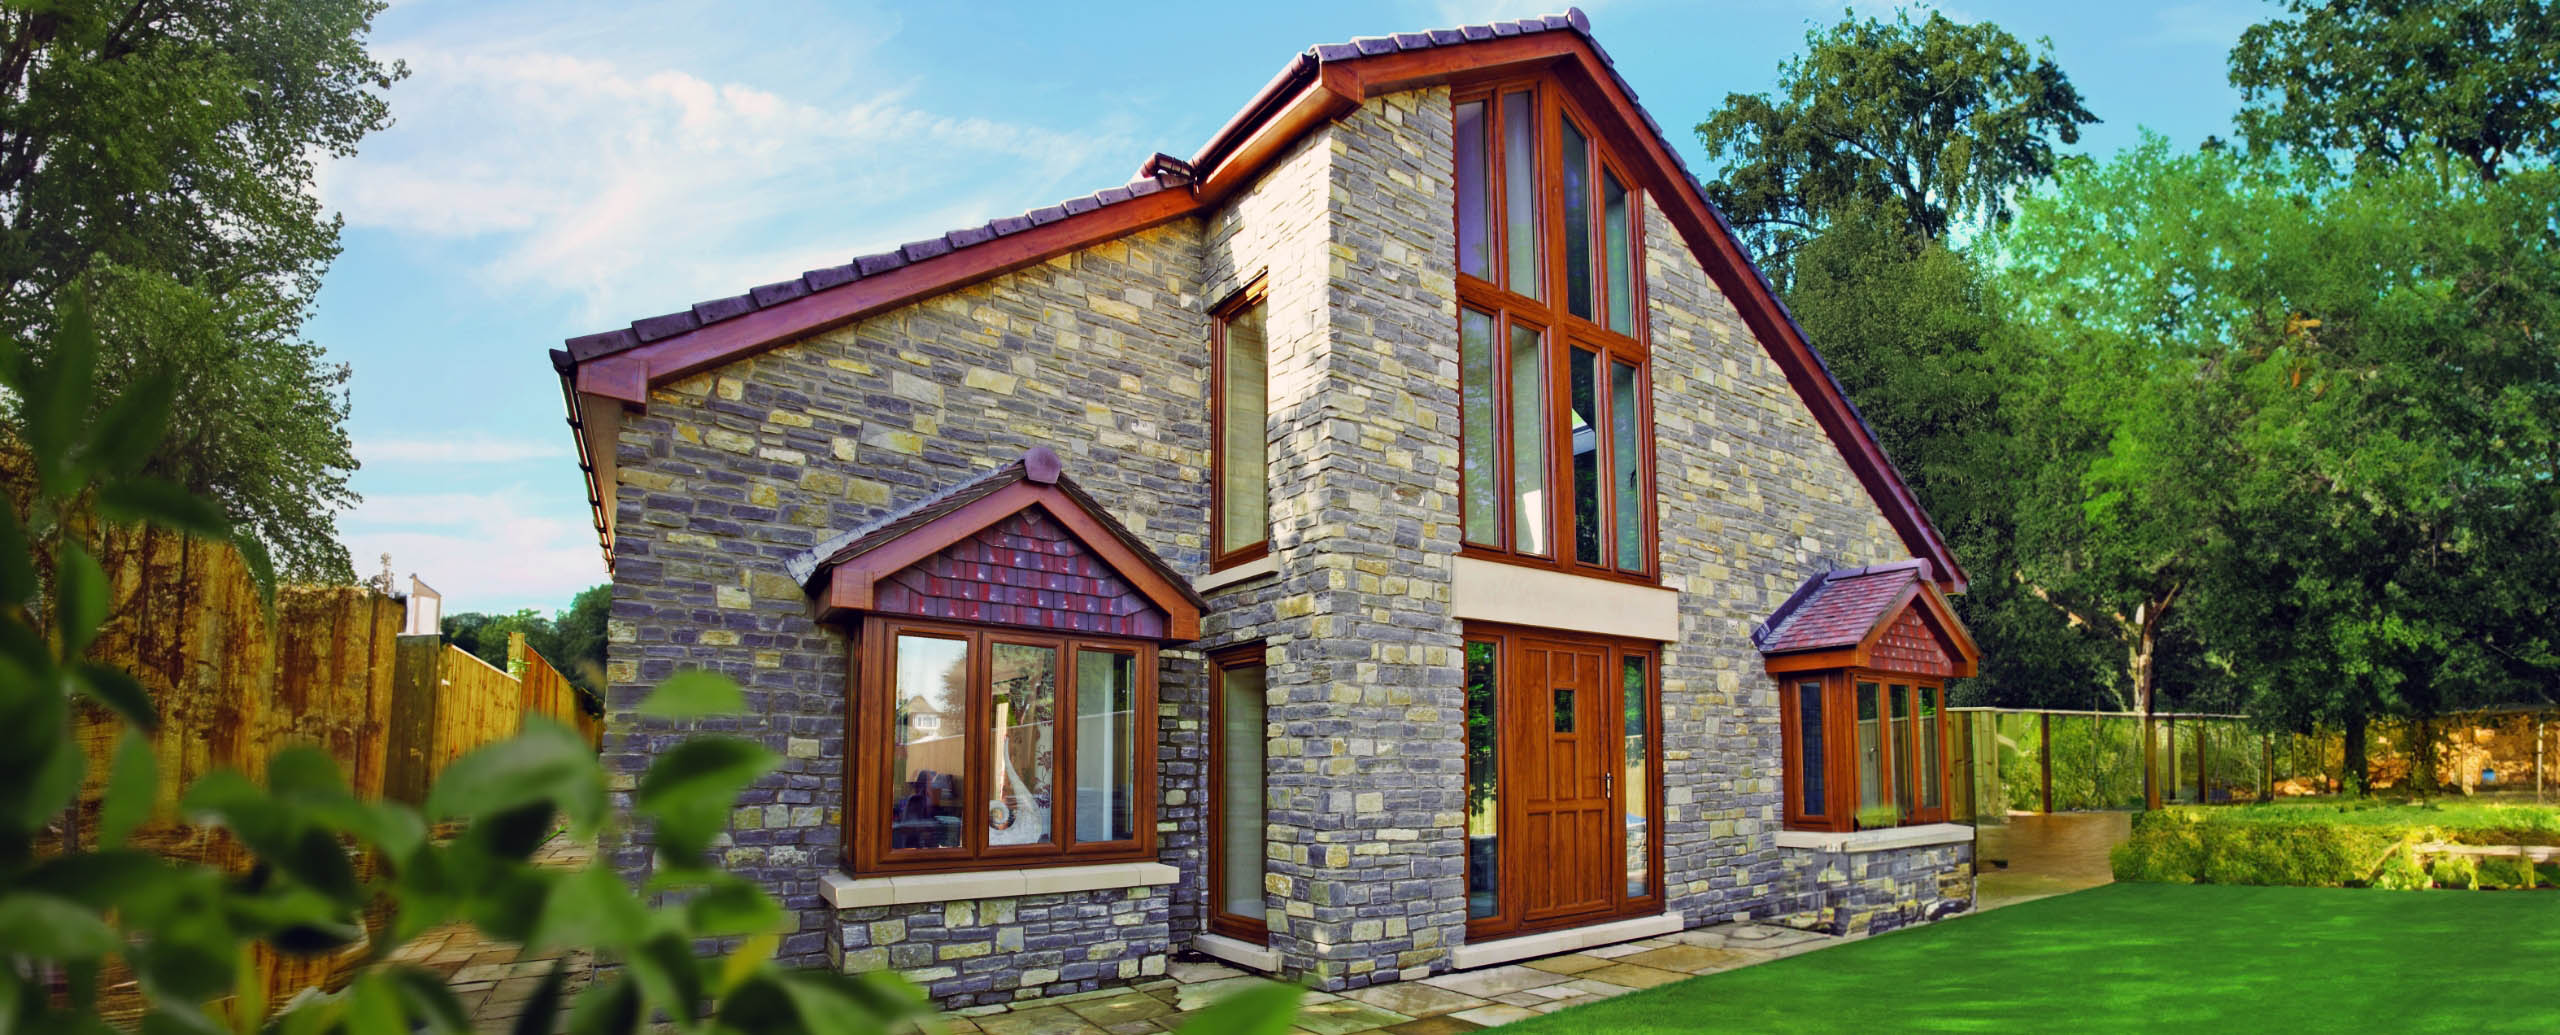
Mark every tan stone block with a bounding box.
[706,429,754,453]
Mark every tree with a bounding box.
[2231,0,2560,181]
[0,0,404,579]
[444,584,610,697]
[1695,8,2096,277]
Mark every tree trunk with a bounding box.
[2414,714,2435,798]
[2344,711,2370,797]
[2136,620,2160,810]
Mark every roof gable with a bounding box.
[555,8,1965,593]
[796,448,1206,641]
[1756,560,1978,678]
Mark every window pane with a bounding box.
[1461,308,1499,547]
[1560,120,1593,320]
[1219,662,1268,922]
[1797,681,1826,816]
[1622,655,1648,898]
[1890,684,1913,821]
[989,643,1057,846]
[1610,359,1643,572]
[1503,91,1541,300]
[1856,681,1884,820]
[1465,642,1499,920]
[1219,304,1269,556]
[1920,686,1943,810]
[1455,100,1491,281]
[1508,323,1548,556]
[1603,171,1634,334]
[890,635,970,851]
[1569,347,1602,565]
[1073,649,1137,843]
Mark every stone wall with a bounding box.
[1770,842,1976,936]
[825,887,1171,1007]
[1639,196,1914,928]
[602,221,1213,972]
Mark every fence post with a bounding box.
[2039,711,2054,814]
[2261,733,2272,801]
[2198,721,2210,804]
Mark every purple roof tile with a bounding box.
[1754,561,1936,654]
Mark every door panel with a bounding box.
[1515,639,1613,925]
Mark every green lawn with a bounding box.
[1500,883,2560,1033]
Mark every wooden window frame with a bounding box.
[1210,276,1272,571]
[1452,78,1656,586]
[1461,622,1663,941]
[1205,643,1269,943]
[1779,670,1950,833]
[843,615,1159,875]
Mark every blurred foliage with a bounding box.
[445,584,611,702]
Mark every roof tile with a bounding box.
[1313,41,1361,61]
[1026,204,1069,225]
[802,263,861,291]
[1393,32,1431,49]
[854,251,907,276]
[945,225,996,249]
[630,311,700,343]
[692,293,756,325]
[1429,27,1464,45]
[898,237,953,262]
[1061,195,1101,215]
[750,279,810,307]
[1355,35,1396,56]
[564,328,638,358]
[987,215,1034,236]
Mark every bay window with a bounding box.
[852,617,1158,872]
[1781,673,1950,832]
[1453,82,1652,581]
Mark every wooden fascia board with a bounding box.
[818,484,1202,641]
[583,187,1200,407]
[1193,69,1359,205]
[1913,582,1981,676]
[1765,648,1861,675]
[1543,46,1968,595]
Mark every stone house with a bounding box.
[549,8,1984,1008]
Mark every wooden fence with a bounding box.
[61,525,602,1018]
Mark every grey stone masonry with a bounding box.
[1771,842,1975,936]
[825,887,1170,1007]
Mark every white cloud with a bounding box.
[338,488,604,614]
[317,41,1139,327]
[360,433,569,465]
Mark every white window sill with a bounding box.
[1449,556,1681,641]
[820,861,1179,909]
[1196,555,1278,593]
[1774,822,1973,854]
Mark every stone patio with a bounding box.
[395,834,1856,1033]
[932,922,1845,1034]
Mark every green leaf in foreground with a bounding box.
[1172,979,1303,1035]
[100,728,159,849]
[426,717,604,832]
[637,669,746,720]
[635,736,777,866]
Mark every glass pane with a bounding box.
[1610,359,1643,572]
[1219,662,1268,922]
[1465,642,1499,920]
[1508,323,1548,556]
[1622,655,1648,898]
[1073,650,1137,843]
[1920,687,1942,810]
[1454,99,1491,280]
[989,643,1057,846]
[1856,681,1884,820]
[1560,119,1593,320]
[890,635,969,851]
[1797,681,1826,816]
[1603,170,1633,334]
[1461,308,1499,547]
[1551,688,1576,733]
[1503,91,1540,300]
[1219,304,1269,555]
[1569,347,1601,565]
[1890,684,1913,820]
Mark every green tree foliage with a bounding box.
[1694,8,2096,276]
[0,0,405,579]
[2231,0,2560,181]
[0,291,1294,1033]
[445,584,611,699]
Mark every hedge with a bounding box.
[2110,807,2556,889]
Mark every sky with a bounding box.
[313,0,2262,616]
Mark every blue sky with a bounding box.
[314,0,2261,615]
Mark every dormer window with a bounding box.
[1454,83,1653,581]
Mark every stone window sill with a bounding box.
[1774,822,1973,854]
[820,861,1179,909]
[1196,555,1278,594]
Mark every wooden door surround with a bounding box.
[1468,623,1661,940]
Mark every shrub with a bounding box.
[2429,854,2479,890]
[2477,855,2533,890]
[2113,806,2419,887]
[2374,844,2431,890]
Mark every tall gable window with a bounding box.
[1212,279,1271,569]
[1454,84,1652,582]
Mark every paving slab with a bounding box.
[1340,982,1492,1018]
[1418,965,1570,999]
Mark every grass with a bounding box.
[1498,883,2560,1033]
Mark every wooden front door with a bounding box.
[1513,636,1616,927]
